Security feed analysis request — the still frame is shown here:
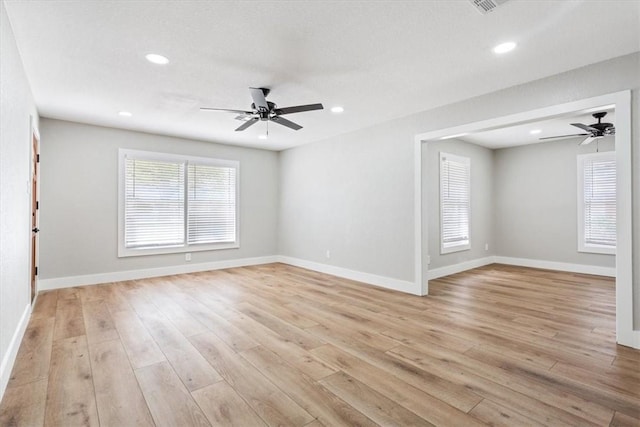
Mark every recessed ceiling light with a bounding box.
[330,106,344,113]
[118,111,133,117]
[441,132,469,140]
[258,134,268,140]
[529,129,541,135]
[145,53,169,65]
[493,42,517,54]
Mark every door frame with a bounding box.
[414,90,637,348]
[29,120,40,303]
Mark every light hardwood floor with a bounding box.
[1,263,638,426]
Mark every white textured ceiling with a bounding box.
[4,1,640,150]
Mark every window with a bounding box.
[577,152,616,254]
[440,152,470,254]
[118,149,239,257]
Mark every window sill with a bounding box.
[118,242,239,258]
[578,245,615,255]
[441,243,470,255]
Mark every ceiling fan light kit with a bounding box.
[200,87,324,133]
[539,111,615,146]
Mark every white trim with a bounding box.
[0,303,31,401]
[278,256,419,295]
[441,243,470,255]
[426,255,616,281]
[632,331,640,349]
[612,91,634,348]
[493,256,615,277]
[577,245,615,256]
[31,124,40,142]
[37,256,278,290]
[415,136,425,294]
[414,90,635,348]
[427,257,494,280]
[38,255,420,296]
[414,136,425,294]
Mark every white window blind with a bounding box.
[187,163,237,244]
[124,158,185,249]
[119,149,239,257]
[578,152,616,254]
[440,152,470,254]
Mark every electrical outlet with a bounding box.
[485,243,489,251]
[185,253,192,262]
[326,250,331,259]
[427,255,431,265]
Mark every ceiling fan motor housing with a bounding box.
[251,101,277,120]
[590,112,614,136]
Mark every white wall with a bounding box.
[278,52,639,326]
[424,139,494,270]
[38,119,279,281]
[279,120,415,281]
[494,138,615,267]
[0,0,39,398]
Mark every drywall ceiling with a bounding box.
[4,1,639,151]
[461,106,616,149]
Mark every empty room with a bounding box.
[1,1,639,426]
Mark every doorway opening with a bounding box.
[414,91,635,348]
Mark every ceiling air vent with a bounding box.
[469,0,510,14]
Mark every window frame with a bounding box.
[439,151,471,254]
[118,149,240,257]
[577,151,616,255]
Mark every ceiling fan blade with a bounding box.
[539,133,589,141]
[200,107,253,115]
[579,136,597,146]
[235,114,258,121]
[571,123,598,133]
[235,118,259,131]
[271,116,302,130]
[249,87,269,111]
[274,103,324,115]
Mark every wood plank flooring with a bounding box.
[1,263,638,426]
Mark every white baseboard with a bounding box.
[277,256,420,295]
[427,256,495,280]
[0,303,31,401]
[427,256,616,281]
[493,256,616,277]
[633,331,640,349]
[36,253,617,296]
[37,255,280,290]
[623,330,640,350]
[40,255,419,296]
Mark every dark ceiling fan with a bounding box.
[200,87,323,132]
[539,112,615,146]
